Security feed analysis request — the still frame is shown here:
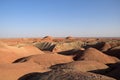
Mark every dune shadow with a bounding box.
[89,68,111,75]
[58,49,84,61]
[58,49,83,55]
[104,49,120,59]
[35,42,56,51]
[89,62,120,80]
[83,42,105,50]
[18,72,41,80]
[18,71,51,80]
[13,57,28,63]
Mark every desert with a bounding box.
[0,37,120,80]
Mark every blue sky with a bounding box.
[0,0,120,38]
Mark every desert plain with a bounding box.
[0,36,120,80]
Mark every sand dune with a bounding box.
[13,53,73,68]
[101,42,111,52]
[0,37,120,80]
[76,48,119,64]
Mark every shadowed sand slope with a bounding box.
[106,62,120,80]
[76,48,119,64]
[106,46,120,59]
[50,61,108,72]
[34,42,56,51]
[18,69,116,80]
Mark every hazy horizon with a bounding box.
[0,0,120,38]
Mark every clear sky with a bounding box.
[0,0,120,38]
